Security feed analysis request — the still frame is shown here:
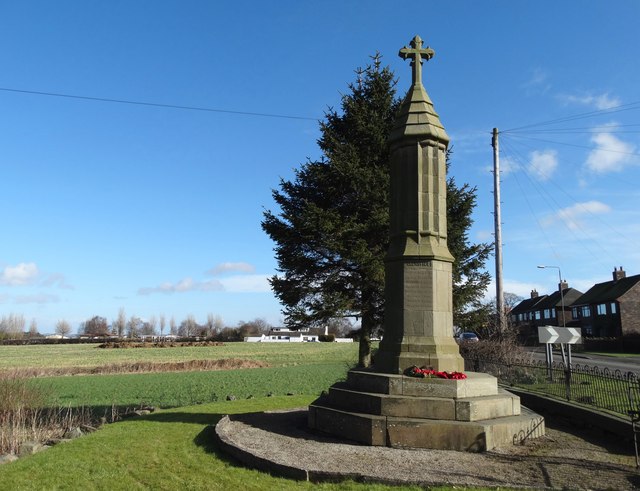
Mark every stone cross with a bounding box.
[399,35,434,87]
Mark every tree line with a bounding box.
[0,311,291,342]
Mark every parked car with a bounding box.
[456,332,479,343]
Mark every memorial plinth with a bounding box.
[309,35,544,451]
[308,370,544,451]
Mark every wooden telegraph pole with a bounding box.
[492,128,505,335]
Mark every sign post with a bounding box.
[538,326,582,387]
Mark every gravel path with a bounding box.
[215,408,640,490]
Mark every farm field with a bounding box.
[0,341,358,371]
[35,363,351,408]
[0,342,360,409]
[0,342,448,490]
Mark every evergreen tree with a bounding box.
[447,169,493,330]
[262,57,491,367]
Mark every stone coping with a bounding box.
[213,407,639,490]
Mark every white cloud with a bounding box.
[476,230,494,242]
[546,200,611,230]
[41,272,74,290]
[14,293,60,304]
[138,277,225,295]
[529,150,558,181]
[219,274,271,293]
[499,156,518,176]
[0,262,39,286]
[585,131,636,173]
[521,68,551,95]
[484,279,541,303]
[207,262,256,276]
[139,262,270,295]
[559,92,620,110]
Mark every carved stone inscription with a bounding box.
[404,262,433,311]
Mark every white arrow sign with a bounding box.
[538,326,582,344]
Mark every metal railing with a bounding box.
[465,356,640,417]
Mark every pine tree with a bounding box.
[262,57,491,367]
[447,168,493,330]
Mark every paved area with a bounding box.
[214,407,640,490]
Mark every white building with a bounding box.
[244,326,353,343]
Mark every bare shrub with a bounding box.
[459,338,533,370]
[0,358,269,379]
[0,372,99,455]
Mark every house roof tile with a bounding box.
[572,273,640,306]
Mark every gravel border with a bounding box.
[214,408,640,490]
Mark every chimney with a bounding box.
[530,289,538,299]
[559,280,568,291]
[613,266,626,281]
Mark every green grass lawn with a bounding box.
[0,343,505,490]
[0,396,434,491]
[34,363,351,409]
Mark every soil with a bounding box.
[215,408,640,490]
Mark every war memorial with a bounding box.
[308,35,544,452]
[216,35,548,482]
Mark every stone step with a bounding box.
[308,403,544,452]
[346,369,498,398]
[324,385,520,421]
[387,407,545,451]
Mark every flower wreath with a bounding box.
[404,365,467,380]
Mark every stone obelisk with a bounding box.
[375,35,464,374]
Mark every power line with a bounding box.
[0,86,320,122]
[504,133,640,158]
[502,100,640,133]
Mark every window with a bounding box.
[551,309,556,318]
[572,307,578,319]
[535,311,541,320]
[581,306,591,318]
[611,302,617,314]
[597,304,607,316]
[543,309,550,319]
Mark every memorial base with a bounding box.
[308,369,545,452]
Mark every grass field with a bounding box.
[0,342,466,490]
[0,341,358,371]
[0,396,441,491]
[0,342,515,489]
[35,363,351,408]
[0,342,358,409]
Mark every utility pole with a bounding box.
[492,128,505,335]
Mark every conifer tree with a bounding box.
[262,57,491,366]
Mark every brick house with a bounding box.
[570,267,640,337]
[511,283,583,328]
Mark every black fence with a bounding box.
[465,355,640,417]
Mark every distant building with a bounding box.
[244,326,353,343]
[571,267,640,337]
[511,266,640,340]
[511,282,583,329]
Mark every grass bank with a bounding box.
[0,396,435,491]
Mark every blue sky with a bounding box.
[1,1,639,332]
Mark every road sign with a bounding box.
[538,326,582,344]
